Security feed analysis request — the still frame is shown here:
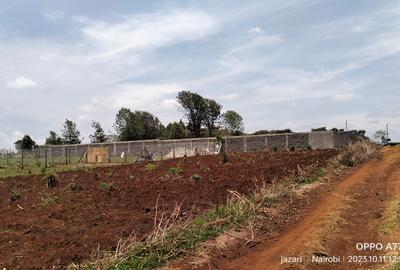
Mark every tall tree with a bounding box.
[164,121,186,139]
[114,108,163,141]
[89,121,106,143]
[114,107,139,141]
[136,111,164,139]
[61,119,81,144]
[222,110,244,136]
[372,130,387,143]
[45,131,62,145]
[14,135,37,151]
[177,91,207,137]
[204,98,222,137]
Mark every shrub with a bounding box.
[10,190,21,201]
[336,140,379,167]
[168,167,183,175]
[145,163,158,171]
[100,182,110,190]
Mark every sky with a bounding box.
[0,0,399,149]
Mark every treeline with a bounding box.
[14,91,246,150]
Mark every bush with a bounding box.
[145,163,158,171]
[336,140,379,167]
[168,167,183,175]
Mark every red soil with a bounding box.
[0,150,336,269]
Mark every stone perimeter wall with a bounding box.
[37,130,361,162]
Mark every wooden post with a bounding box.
[160,142,163,160]
[21,150,24,169]
[173,141,176,159]
[6,150,9,165]
[35,149,39,165]
[45,149,48,168]
[65,147,68,165]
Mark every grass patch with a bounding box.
[145,163,157,171]
[381,199,400,235]
[299,168,326,184]
[42,194,59,205]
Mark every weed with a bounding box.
[168,167,183,175]
[100,182,110,191]
[10,190,21,201]
[106,171,114,177]
[145,163,158,171]
[40,167,47,174]
[42,194,59,205]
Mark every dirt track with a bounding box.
[208,147,400,270]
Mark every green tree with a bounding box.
[89,121,106,143]
[114,108,163,141]
[14,135,37,151]
[164,121,186,139]
[253,129,292,135]
[45,131,62,145]
[222,110,244,136]
[61,119,81,144]
[311,127,327,132]
[177,91,207,138]
[204,98,222,137]
[372,130,387,143]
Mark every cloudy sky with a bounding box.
[0,0,399,148]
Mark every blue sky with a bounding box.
[0,0,399,148]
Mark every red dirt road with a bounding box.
[208,147,400,270]
[0,150,336,269]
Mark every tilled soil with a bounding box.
[0,150,336,269]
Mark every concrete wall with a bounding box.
[308,131,335,149]
[38,130,361,162]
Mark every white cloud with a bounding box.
[248,27,263,35]
[79,10,218,60]
[221,92,239,100]
[8,76,37,89]
[42,10,65,22]
[230,34,283,54]
[332,92,356,101]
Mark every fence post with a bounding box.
[50,147,54,165]
[243,137,247,152]
[6,150,9,165]
[65,146,68,165]
[45,149,48,168]
[21,150,24,169]
[265,135,268,150]
[173,141,176,159]
[285,134,289,150]
[35,149,39,165]
[160,142,163,160]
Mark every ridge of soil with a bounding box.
[0,149,336,269]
